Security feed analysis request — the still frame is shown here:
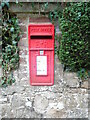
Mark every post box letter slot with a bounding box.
[31,36,52,39]
[36,56,47,76]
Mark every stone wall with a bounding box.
[0,2,89,119]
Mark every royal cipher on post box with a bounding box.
[28,23,54,85]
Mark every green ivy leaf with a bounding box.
[12,78,15,83]
[10,27,14,32]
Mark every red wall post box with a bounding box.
[28,23,54,85]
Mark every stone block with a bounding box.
[48,84,64,93]
[66,108,88,118]
[8,86,25,95]
[47,101,64,111]
[29,16,50,23]
[19,55,27,63]
[81,81,88,89]
[44,108,67,118]
[35,91,58,99]
[17,14,29,25]
[21,108,42,118]
[11,93,26,109]
[63,72,79,88]
[19,49,28,56]
[63,91,88,109]
[0,97,7,104]
[19,78,29,87]
[9,2,62,13]
[57,102,64,110]
[1,103,16,118]
[20,25,27,32]
[21,32,27,39]
[16,108,25,118]
[18,38,28,48]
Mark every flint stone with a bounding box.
[25,101,32,108]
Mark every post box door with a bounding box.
[30,50,54,85]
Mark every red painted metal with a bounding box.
[28,23,54,86]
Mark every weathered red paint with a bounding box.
[28,23,54,86]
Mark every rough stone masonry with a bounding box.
[0,2,89,119]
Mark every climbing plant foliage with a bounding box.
[58,3,90,73]
[0,2,21,87]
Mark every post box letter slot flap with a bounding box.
[31,35,52,39]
